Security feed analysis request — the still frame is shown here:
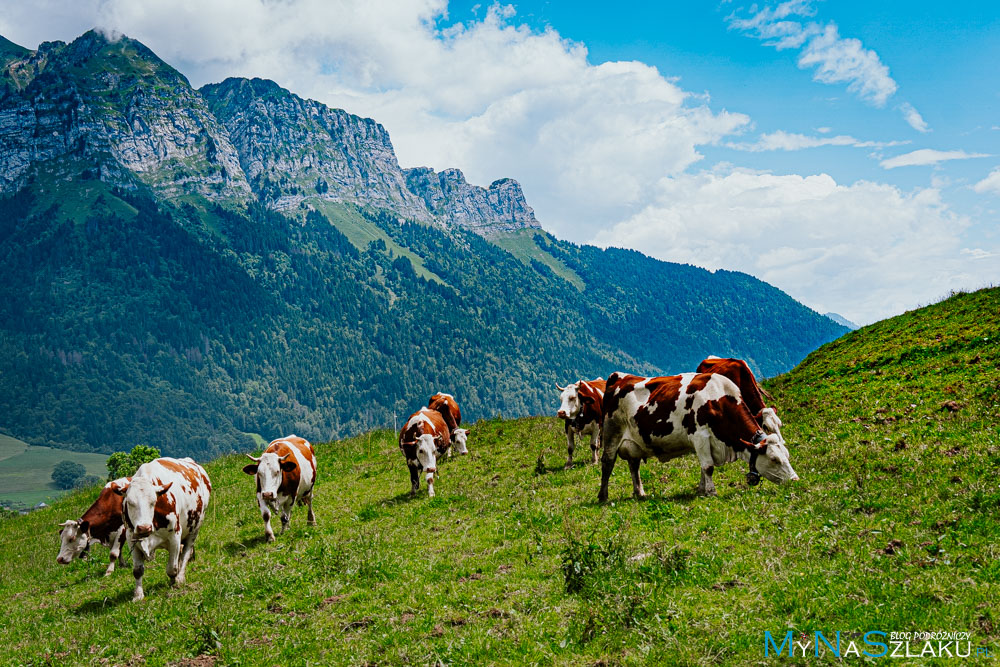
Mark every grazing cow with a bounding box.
[56,477,131,576]
[113,457,211,601]
[598,372,798,503]
[428,392,469,455]
[242,435,317,542]
[556,378,606,467]
[697,356,783,440]
[399,407,451,497]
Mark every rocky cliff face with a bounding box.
[1,30,539,236]
[200,77,431,221]
[0,31,250,200]
[403,167,539,235]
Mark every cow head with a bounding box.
[413,434,438,497]
[452,428,469,455]
[55,519,91,564]
[756,407,784,441]
[556,383,586,420]
[113,478,172,537]
[243,452,296,504]
[742,433,798,485]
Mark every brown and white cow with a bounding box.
[56,477,131,576]
[112,457,211,601]
[598,372,798,502]
[556,378,606,468]
[242,435,317,542]
[399,407,451,497]
[428,392,469,455]
[697,356,783,440]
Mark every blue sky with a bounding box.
[1,0,997,323]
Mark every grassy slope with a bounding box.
[0,289,997,665]
[492,229,585,290]
[0,441,109,507]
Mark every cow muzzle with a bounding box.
[746,470,761,486]
[134,524,153,537]
[557,411,567,419]
[56,556,71,565]
[262,491,275,501]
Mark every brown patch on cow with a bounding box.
[158,459,204,493]
[633,375,683,444]
[79,484,126,545]
[186,496,204,531]
[263,440,303,499]
[153,491,177,531]
[684,372,713,395]
[601,373,643,418]
[428,393,462,432]
[696,395,762,450]
[399,408,451,460]
[697,358,769,414]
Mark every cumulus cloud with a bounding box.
[592,167,995,324]
[728,1,897,107]
[973,168,1000,195]
[729,130,906,152]
[880,149,990,169]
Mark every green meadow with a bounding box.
[0,434,108,507]
[0,288,997,665]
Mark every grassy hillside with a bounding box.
[0,435,109,507]
[0,289,996,665]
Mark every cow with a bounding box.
[556,378,606,468]
[112,457,211,601]
[428,392,469,455]
[697,356,783,440]
[399,407,452,497]
[242,435,317,542]
[56,477,131,576]
[598,372,798,503]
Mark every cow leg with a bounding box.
[627,456,646,499]
[176,528,199,586]
[304,493,317,526]
[408,463,421,496]
[105,530,122,576]
[131,544,146,601]
[598,419,623,503]
[590,426,601,465]
[280,499,292,534]
[258,494,275,542]
[565,426,576,469]
[692,434,717,497]
[166,533,182,586]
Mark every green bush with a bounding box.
[106,444,161,480]
[51,460,86,489]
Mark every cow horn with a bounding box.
[401,440,416,445]
[57,520,75,527]
[279,453,292,462]
[555,383,565,391]
[246,453,261,462]
[740,438,764,449]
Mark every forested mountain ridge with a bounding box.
[0,30,846,458]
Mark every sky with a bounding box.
[1,0,998,324]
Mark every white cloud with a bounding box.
[973,168,1000,195]
[591,167,996,325]
[880,149,990,169]
[729,130,906,152]
[899,102,929,133]
[729,2,898,107]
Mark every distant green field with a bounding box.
[0,439,108,507]
[492,228,585,290]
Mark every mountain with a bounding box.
[824,311,859,330]
[1,288,994,664]
[0,30,846,458]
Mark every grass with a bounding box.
[0,288,997,665]
[311,200,445,284]
[0,442,109,507]
[492,229,585,290]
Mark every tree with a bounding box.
[52,460,86,489]
[106,444,161,480]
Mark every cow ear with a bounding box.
[112,483,129,496]
[280,460,297,472]
[242,464,259,475]
[79,520,90,535]
[156,481,173,496]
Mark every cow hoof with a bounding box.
[266,534,275,543]
[307,520,317,526]
[634,493,647,501]
[564,462,573,470]
[133,592,144,602]
[597,492,609,504]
